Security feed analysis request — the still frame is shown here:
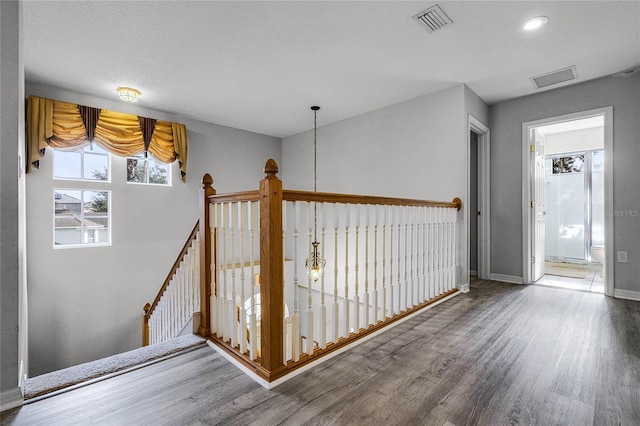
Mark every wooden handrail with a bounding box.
[207,190,461,210]
[283,190,462,210]
[142,221,199,346]
[208,190,260,204]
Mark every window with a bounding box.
[54,189,110,247]
[127,155,171,185]
[53,144,110,181]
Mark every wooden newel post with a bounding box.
[142,303,151,346]
[453,197,462,211]
[259,159,285,376]
[199,173,216,337]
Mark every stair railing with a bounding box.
[142,222,201,346]
[197,159,462,383]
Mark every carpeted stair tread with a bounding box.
[24,334,206,399]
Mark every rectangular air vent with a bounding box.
[530,66,578,89]
[413,4,453,33]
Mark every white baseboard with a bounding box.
[490,273,523,284]
[469,270,478,277]
[1,387,23,413]
[614,289,640,301]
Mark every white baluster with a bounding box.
[306,203,314,356]
[373,206,379,324]
[217,203,225,338]
[221,203,228,340]
[238,202,247,354]
[411,206,421,306]
[353,204,360,332]
[364,205,370,328]
[344,204,350,337]
[319,202,327,349]
[282,200,287,363]
[333,203,340,343]
[421,207,427,302]
[248,201,257,360]
[396,207,402,314]
[403,206,409,311]
[387,205,393,318]
[230,203,239,347]
[449,207,456,291]
[438,208,444,295]
[426,207,432,300]
[291,201,300,362]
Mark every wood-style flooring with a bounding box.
[2,279,639,425]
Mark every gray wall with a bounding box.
[282,84,466,201]
[489,73,640,291]
[25,84,281,375]
[1,0,26,409]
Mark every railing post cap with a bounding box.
[202,173,214,187]
[264,159,279,176]
[453,197,462,211]
[143,302,151,313]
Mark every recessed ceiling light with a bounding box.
[117,86,141,102]
[523,16,549,31]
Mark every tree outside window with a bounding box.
[127,155,171,185]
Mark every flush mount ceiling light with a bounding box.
[117,86,141,102]
[523,16,549,31]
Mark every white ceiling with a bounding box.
[22,1,640,138]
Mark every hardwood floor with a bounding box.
[3,279,639,425]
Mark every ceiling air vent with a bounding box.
[530,66,578,89]
[413,4,453,33]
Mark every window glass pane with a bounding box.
[54,151,82,179]
[545,157,585,260]
[54,190,83,245]
[84,153,109,181]
[148,162,169,184]
[84,190,109,214]
[127,158,146,183]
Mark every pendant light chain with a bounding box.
[312,106,319,241]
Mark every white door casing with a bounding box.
[532,129,545,282]
[522,107,613,296]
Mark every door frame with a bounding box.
[467,115,491,283]
[521,106,613,296]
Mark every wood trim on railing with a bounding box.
[283,190,462,210]
[199,174,216,338]
[142,221,199,346]
[258,159,286,378]
[208,190,260,204]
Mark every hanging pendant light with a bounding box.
[305,106,325,282]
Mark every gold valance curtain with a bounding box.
[26,96,188,182]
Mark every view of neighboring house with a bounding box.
[53,192,108,245]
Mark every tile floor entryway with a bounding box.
[535,261,604,293]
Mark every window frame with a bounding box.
[52,144,112,183]
[53,188,112,249]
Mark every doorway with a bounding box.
[467,115,490,288]
[522,107,613,295]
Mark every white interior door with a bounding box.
[532,128,546,281]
